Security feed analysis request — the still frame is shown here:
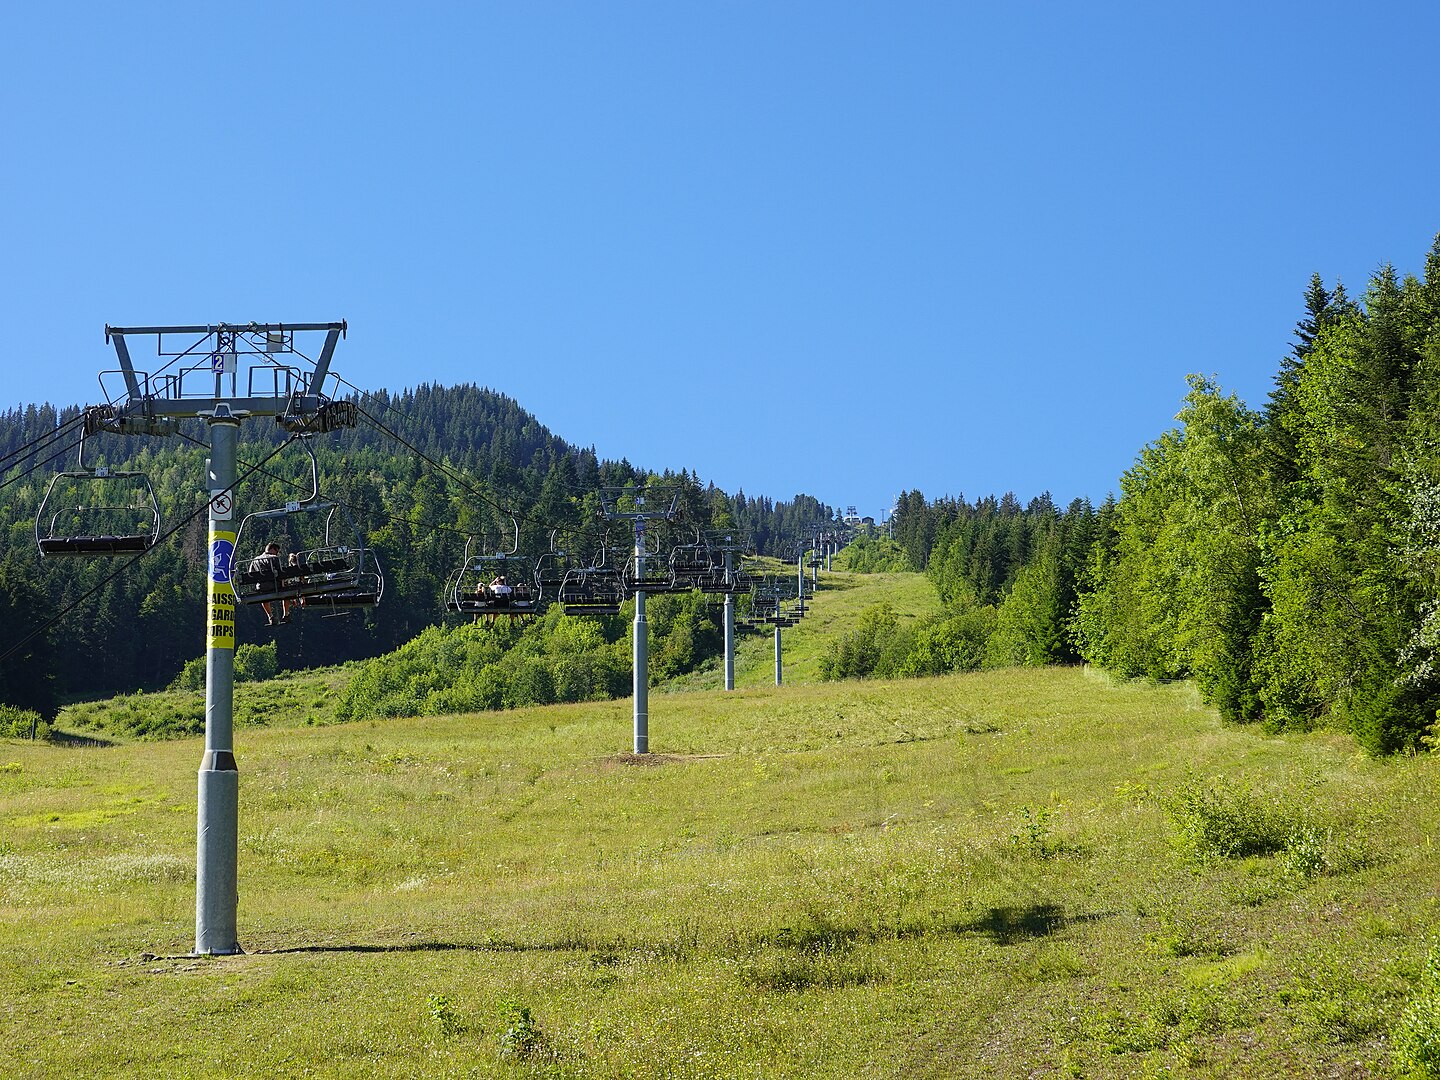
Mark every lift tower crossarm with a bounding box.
[307,326,342,398]
[101,322,351,423]
[106,322,346,337]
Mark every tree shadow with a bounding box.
[251,938,584,957]
[49,729,115,748]
[954,904,1108,946]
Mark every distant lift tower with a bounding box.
[709,534,748,692]
[100,322,353,955]
[601,487,678,754]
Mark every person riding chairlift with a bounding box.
[489,574,514,603]
[249,542,293,625]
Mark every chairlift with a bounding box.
[558,539,626,616]
[535,531,573,598]
[444,521,541,624]
[231,439,376,613]
[35,428,160,557]
[668,531,727,594]
[297,531,384,617]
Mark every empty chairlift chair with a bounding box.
[557,541,627,616]
[35,429,161,557]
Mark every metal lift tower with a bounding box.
[98,322,352,955]
[601,487,677,754]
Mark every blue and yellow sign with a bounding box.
[209,529,237,650]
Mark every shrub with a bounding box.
[821,603,903,681]
[898,609,997,676]
[497,998,548,1061]
[834,535,912,573]
[1162,774,1292,866]
[1395,940,1440,1078]
[0,704,47,740]
[234,642,278,683]
[172,641,278,688]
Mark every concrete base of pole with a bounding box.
[195,761,241,955]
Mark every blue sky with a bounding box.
[4,2,1437,521]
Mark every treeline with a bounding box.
[885,233,1440,755]
[0,384,834,714]
[829,495,1104,679]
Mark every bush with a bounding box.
[1395,940,1440,1078]
[822,603,904,681]
[234,642,278,683]
[172,641,279,689]
[898,609,997,676]
[834,535,912,573]
[986,553,1066,667]
[1344,673,1435,756]
[1162,774,1292,866]
[0,704,47,740]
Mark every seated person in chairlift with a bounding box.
[490,574,513,601]
[249,542,292,625]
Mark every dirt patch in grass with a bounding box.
[600,752,729,768]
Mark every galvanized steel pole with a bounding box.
[774,621,783,686]
[633,519,648,754]
[723,548,735,691]
[196,408,241,955]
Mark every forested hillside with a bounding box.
[0,384,832,714]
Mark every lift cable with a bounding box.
[323,371,722,555]
[0,428,90,494]
[349,401,583,541]
[170,427,513,548]
[0,410,89,472]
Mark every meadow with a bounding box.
[4,573,1440,1077]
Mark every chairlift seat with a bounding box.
[38,534,153,556]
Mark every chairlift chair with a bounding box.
[558,540,626,616]
[230,440,371,612]
[444,524,541,624]
[624,534,673,595]
[35,430,161,557]
[299,542,384,617]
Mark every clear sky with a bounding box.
[4,2,1437,521]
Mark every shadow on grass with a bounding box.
[240,905,1112,960]
[49,729,116,748]
[758,904,1111,955]
[955,904,1108,945]
[253,939,584,956]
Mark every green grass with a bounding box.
[5,663,1439,1077]
[5,571,1440,1076]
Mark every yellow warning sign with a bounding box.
[209,582,236,651]
[208,528,238,651]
